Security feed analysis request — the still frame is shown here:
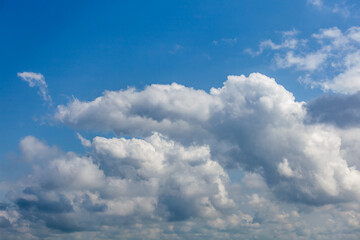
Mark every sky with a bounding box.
[2,0,360,239]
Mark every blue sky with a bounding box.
[1,0,352,158]
[2,0,360,239]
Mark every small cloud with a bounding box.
[76,133,92,147]
[275,51,327,71]
[245,30,300,57]
[307,0,352,18]
[202,53,212,60]
[169,44,183,55]
[213,38,238,46]
[17,72,52,104]
[221,38,237,45]
[277,158,294,178]
[281,29,299,37]
[332,3,351,18]
[307,0,323,7]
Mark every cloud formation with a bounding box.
[18,72,52,103]
[2,133,238,238]
[4,73,360,239]
[55,73,360,206]
[245,30,301,56]
[249,26,360,94]
[4,133,360,239]
[307,0,323,7]
[213,38,238,46]
[307,0,351,17]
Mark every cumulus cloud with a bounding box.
[4,73,360,238]
[2,133,235,237]
[54,73,360,207]
[5,134,360,239]
[17,72,52,103]
[19,136,61,162]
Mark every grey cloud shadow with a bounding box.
[306,92,360,128]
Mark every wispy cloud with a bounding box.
[245,30,302,56]
[332,3,351,17]
[169,44,183,55]
[76,132,91,147]
[248,26,360,94]
[307,0,352,18]
[213,37,238,46]
[17,72,52,104]
[307,0,323,7]
[275,51,327,71]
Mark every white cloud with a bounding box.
[5,72,360,238]
[312,27,349,47]
[169,44,183,55]
[277,158,294,177]
[7,133,360,239]
[213,38,238,46]
[307,0,323,7]
[220,38,238,45]
[251,26,360,94]
[282,29,299,37]
[245,30,301,56]
[19,136,60,162]
[17,72,52,103]
[5,133,235,236]
[332,3,351,18]
[275,51,327,70]
[321,51,360,94]
[312,27,360,94]
[265,39,298,50]
[55,73,360,206]
[76,133,91,147]
[307,0,351,18]
[348,27,360,42]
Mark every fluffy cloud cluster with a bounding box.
[3,133,236,238]
[4,73,360,239]
[249,26,360,94]
[55,73,360,206]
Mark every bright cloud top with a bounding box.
[17,72,52,103]
[6,133,236,236]
[56,73,360,205]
